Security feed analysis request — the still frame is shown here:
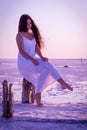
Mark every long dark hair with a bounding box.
[18,14,44,48]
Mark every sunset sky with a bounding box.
[0,0,87,59]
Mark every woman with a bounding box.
[16,14,73,107]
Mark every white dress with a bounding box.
[18,36,61,93]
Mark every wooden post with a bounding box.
[2,80,14,117]
[30,85,35,103]
[9,83,14,117]
[22,78,35,103]
[2,80,8,117]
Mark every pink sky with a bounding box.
[0,0,87,59]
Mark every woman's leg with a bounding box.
[35,92,43,107]
[47,63,73,91]
[35,69,48,107]
[57,78,73,91]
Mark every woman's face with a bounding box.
[27,19,32,30]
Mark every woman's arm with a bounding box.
[35,44,48,61]
[16,33,39,65]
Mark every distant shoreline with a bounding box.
[0,58,87,60]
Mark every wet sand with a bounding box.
[0,102,87,130]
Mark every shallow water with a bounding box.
[0,58,87,105]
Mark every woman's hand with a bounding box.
[32,59,39,66]
[41,56,48,62]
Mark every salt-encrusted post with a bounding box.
[9,83,14,117]
[2,80,14,117]
[22,78,35,103]
[2,80,8,117]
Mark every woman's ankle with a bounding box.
[62,82,73,91]
[37,102,43,107]
[57,78,73,91]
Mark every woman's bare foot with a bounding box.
[57,78,73,91]
[62,82,73,91]
[37,102,43,107]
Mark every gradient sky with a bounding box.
[0,0,87,59]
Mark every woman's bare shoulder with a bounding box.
[16,32,22,38]
[16,32,23,41]
[16,32,23,37]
